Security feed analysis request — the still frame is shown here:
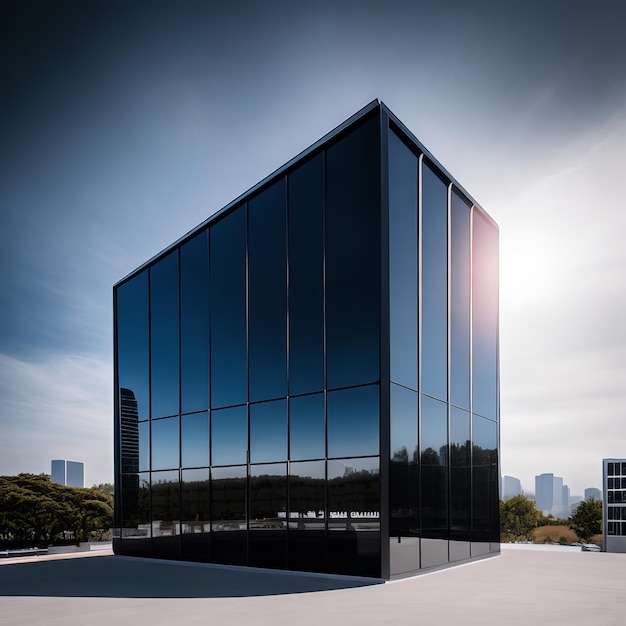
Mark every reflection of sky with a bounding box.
[2,1,626,493]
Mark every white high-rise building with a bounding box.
[51,460,84,488]
[501,475,522,501]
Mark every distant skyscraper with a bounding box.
[51,460,84,488]
[535,473,568,517]
[585,487,601,502]
[501,475,522,500]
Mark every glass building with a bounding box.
[113,100,500,578]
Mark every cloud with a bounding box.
[0,353,112,486]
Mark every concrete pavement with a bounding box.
[1,546,624,625]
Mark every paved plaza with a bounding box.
[1,546,624,625]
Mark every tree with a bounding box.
[569,498,602,543]
[500,494,542,541]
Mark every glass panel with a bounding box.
[249,464,287,529]
[210,207,247,408]
[211,465,247,530]
[151,470,180,537]
[180,230,209,414]
[327,456,380,577]
[138,421,150,472]
[116,271,149,421]
[420,395,448,568]
[120,472,150,539]
[120,388,140,474]
[288,461,325,528]
[248,181,287,402]
[421,162,447,401]
[211,405,247,466]
[288,154,324,395]
[389,384,419,575]
[250,399,287,463]
[450,190,471,409]
[151,416,179,470]
[326,117,380,389]
[472,415,498,545]
[150,251,180,418]
[327,385,379,459]
[181,468,210,535]
[181,412,209,468]
[289,393,325,461]
[389,130,418,391]
[472,212,499,420]
[450,407,471,551]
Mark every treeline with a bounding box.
[0,473,113,546]
[500,494,602,544]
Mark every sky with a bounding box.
[1,0,625,495]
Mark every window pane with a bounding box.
[210,208,247,408]
[250,399,287,463]
[116,271,149,421]
[390,383,418,464]
[421,163,447,401]
[211,405,247,466]
[289,461,325,528]
[151,417,179,470]
[472,415,498,545]
[389,130,418,390]
[450,407,471,544]
[327,385,379,458]
[151,470,180,537]
[326,117,380,389]
[249,181,287,402]
[289,393,325,461]
[181,412,209,468]
[472,212,499,420]
[181,468,210,535]
[120,473,150,539]
[288,154,324,395]
[180,230,209,414]
[150,251,179,418]
[249,464,287,529]
[450,190,471,409]
[138,421,150,472]
[211,465,246,530]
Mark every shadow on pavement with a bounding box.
[0,555,383,598]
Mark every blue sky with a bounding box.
[2,0,625,494]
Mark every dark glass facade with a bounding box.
[113,101,499,579]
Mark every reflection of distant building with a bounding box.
[585,487,601,502]
[603,459,626,553]
[51,459,84,488]
[120,388,139,474]
[113,101,500,578]
[501,475,522,500]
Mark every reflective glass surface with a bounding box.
[288,154,324,395]
[116,271,149,421]
[327,385,379,458]
[450,407,471,548]
[120,388,140,474]
[472,415,498,547]
[210,208,247,408]
[472,212,499,420]
[249,463,287,528]
[450,190,471,409]
[249,181,287,402]
[180,231,209,414]
[181,468,210,535]
[181,412,209,468]
[420,395,448,566]
[211,405,247,466]
[389,130,418,390]
[421,163,448,401]
[288,460,325,528]
[289,393,325,461]
[151,470,180,537]
[326,117,380,389]
[250,399,287,463]
[150,251,179,418]
[151,416,179,470]
[120,472,150,536]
